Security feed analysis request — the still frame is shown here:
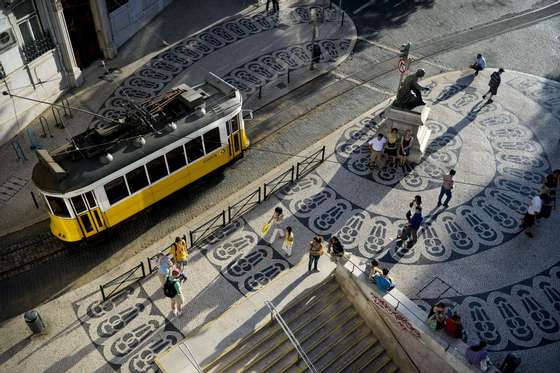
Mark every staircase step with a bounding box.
[341,342,386,373]
[374,361,400,373]
[270,307,359,373]
[281,280,341,325]
[321,334,379,373]
[280,276,338,317]
[360,351,394,373]
[307,325,372,371]
[205,280,340,372]
[284,291,348,332]
[204,323,281,373]
[243,338,296,373]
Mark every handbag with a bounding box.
[426,314,438,331]
[261,223,271,235]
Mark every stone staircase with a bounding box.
[203,276,400,373]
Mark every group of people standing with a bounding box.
[520,170,559,238]
[155,236,189,316]
[368,129,415,169]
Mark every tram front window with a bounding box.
[45,196,71,218]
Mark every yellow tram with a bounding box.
[32,74,249,242]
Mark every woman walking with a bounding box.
[308,236,324,272]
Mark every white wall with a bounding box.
[109,0,172,48]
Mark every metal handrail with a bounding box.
[178,342,204,373]
[264,300,319,373]
[340,255,428,325]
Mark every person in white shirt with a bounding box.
[368,133,387,169]
[521,193,543,238]
[470,54,487,76]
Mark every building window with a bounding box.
[185,136,204,163]
[126,166,149,194]
[146,156,168,183]
[106,0,129,13]
[166,145,187,173]
[104,176,130,205]
[12,0,54,64]
[203,127,222,154]
[45,196,71,217]
[13,0,43,45]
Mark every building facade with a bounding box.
[0,0,172,146]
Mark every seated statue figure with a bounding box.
[393,69,427,111]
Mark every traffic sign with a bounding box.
[398,59,408,74]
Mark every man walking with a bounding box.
[520,193,544,238]
[470,53,486,76]
[368,133,387,169]
[482,68,504,103]
[437,169,456,208]
[397,206,424,248]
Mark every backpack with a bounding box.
[163,278,177,298]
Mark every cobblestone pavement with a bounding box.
[1,69,559,372]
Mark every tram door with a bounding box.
[227,114,242,157]
[71,192,106,238]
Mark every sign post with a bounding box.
[397,58,409,93]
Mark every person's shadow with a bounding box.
[432,74,475,105]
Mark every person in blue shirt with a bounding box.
[470,53,487,76]
[373,268,394,293]
[397,206,424,248]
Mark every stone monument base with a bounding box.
[378,106,432,164]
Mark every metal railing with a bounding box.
[264,300,318,373]
[21,33,55,64]
[264,165,294,199]
[177,342,204,373]
[99,262,146,301]
[343,256,427,326]
[228,187,261,222]
[189,210,226,248]
[296,146,325,179]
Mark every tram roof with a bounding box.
[32,75,241,195]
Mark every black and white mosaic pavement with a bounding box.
[93,4,351,129]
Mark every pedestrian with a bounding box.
[310,43,321,70]
[171,236,188,271]
[156,252,171,285]
[384,128,399,167]
[398,206,423,248]
[539,191,554,220]
[262,206,284,242]
[369,258,383,280]
[282,226,294,256]
[399,129,414,167]
[427,302,448,330]
[465,340,488,367]
[272,0,279,13]
[372,268,394,292]
[470,53,487,76]
[437,169,456,208]
[327,236,344,262]
[482,68,504,103]
[521,193,543,238]
[368,133,387,169]
[308,236,324,272]
[445,312,463,338]
[406,195,422,220]
[164,268,185,317]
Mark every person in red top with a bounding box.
[437,169,456,208]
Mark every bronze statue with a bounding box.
[393,69,428,111]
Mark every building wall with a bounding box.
[0,4,71,146]
[108,0,172,49]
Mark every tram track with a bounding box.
[0,1,558,284]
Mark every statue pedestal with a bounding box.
[379,106,432,163]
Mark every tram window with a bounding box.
[85,191,97,208]
[104,176,129,205]
[46,196,71,218]
[185,136,204,162]
[126,165,149,194]
[203,127,222,153]
[231,114,240,132]
[71,195,87,214]
[166,145,187,173]
[147,156,168,183]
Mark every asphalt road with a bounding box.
[1,0,559,322]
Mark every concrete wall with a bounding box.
[109,0,173,48]
[335,256,480,373]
